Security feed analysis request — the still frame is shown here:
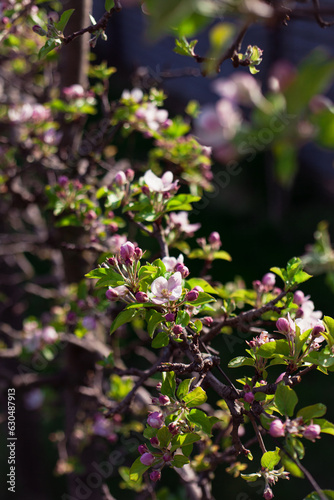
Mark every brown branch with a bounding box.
[106,345,172,415]
[62,4,122,46]
[312,0,334,27]
[202,288,288,343]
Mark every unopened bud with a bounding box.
[107,257,117,266]
[202,316,213,326]
[150,436,159,447]
[293,290,305,306]
[276,317,290,334]
[303,424,321,442]
[244,392,254,404]
[125,168,135,181]
[158,394,170,405]
[33,24,47,36]
[165,313,175,322]
[134,247,143,260]
[168,422,178,435]
[269,419,285,438]
[138,444,148,455]
[135,291,149,303]
[150,470,161,482]
[142,185,150,196]
[263,486,274,500]
[106,288,119,301]
[173,325,183,335]
[185,289,199,302]
[114,171,127,186]
[175,263,190,278]
[262,272,276,289]
[312,324,325,337]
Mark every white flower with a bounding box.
[169,212,201,235]
[151,272,183,304]
[121,88,143,102]
[143,170,178,193]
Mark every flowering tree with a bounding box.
[1,2,334,500]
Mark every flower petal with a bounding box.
[151,276,167,296]
[167,272,182,292]
[144,170,162,192]
[169,286,183,301]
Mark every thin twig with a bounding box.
[312,0,334,27]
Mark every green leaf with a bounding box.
[213,250,232,261]
[129,457,149,482]
[55,9,75,32]
[257,340,290,358]
[147,311,164,338]
[151,330,169,348]
[303,491,334,500]
[172,454,190,468]
[171,432,201,452]
[275,383,298,417]
[313,419,334,435]
[270,266,285,282]
[186,278,217,294]
[228,356,255,368]
[261,447,281,470]
[161,371,176,399]
[110,308,139,334]
[38,39,58,59]
[176,310,190,327]
[166,194,201,212]
[105,0,115,11]
[157,426,172,448]
[187,409,219,435]
[241,472,262,482]
[280,452,304,478]
[182,387,207,408]
[177,378,193,400]
[297,404,327,421]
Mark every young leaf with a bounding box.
[105,0,115,11]
[297,403,327,421]
[55,9,75,33]
[172,454,190,468]
[110,308,139,334]
[171,432,201,451]
[187,409,219,435]
[313,418,334,435]
[275,384,298,417]
[176,378,193,400]
[280,452,304,478]
[261,447,281,470]
[161,371,176,399]
[129,457,149,482]
[151,330,169,348]
[147,311,164,338]
[156,426,172,448]
[182,387,207,408]
[228,356,255,368]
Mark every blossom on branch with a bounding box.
[151,272,183,304]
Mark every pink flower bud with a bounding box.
[135,291,149,303]
[253,280,264,293]
[107,257,117,266]
[165,313,175,322]
[275,372,286,384]
[192,286,204,293]
[269,419,285,438]
[244,392,254,404]
[262,273,276,289]
[114,171,127,186]
[33,25,47,36]
[312,324,325,337]
[150,470,161,482]
[168,422,178,435]
[147,411,164,429]
[162,452,173,463]
[156,382,162,391]
[208,231,221,249]
[303,424,321,442]
[276,317,290,334]
[109,223,118,233]
[106,288,119,301]
[140,452,155,466]
[293,290,305,305]
[158,394,170,406]
[175,263,190,278]
[58,175,68,187]
[134,247,143,260]
[120,241,135,263]
[263,486,274,500]
[173,325,183,335]
[125,168,135,181]
[142,185,150,196]
[138,444,148,455]
[150,436,159,447]
[185,289,199,302]
[202,316,213,326]
[163,191,171,200]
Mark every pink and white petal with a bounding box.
[144,170,162,192]
[151,297,169,305]
[162,257,177,271]
[161,171,173,187]
[169,286,183,301]
[151,277,168,296]
[167,272,182,291]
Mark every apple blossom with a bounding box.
[269,419,285,438]
[303,424,321,442]
[143,169,178,193]
[151,272,183,304]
